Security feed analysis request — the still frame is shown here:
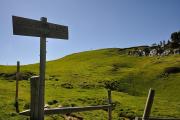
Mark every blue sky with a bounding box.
[0,0,180,65]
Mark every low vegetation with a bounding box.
[0,48,180,120]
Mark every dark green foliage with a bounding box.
[61,83,73,89]
[49,75,59,81]
[147,30,180,50]
[0,71,36,80]
[164,67,180,74]
[61,102,77,107]
[70,103,77,107]
[0,72,16,80]
[114,102,137,120]
[110,63,130,72]
[49,114,64,120]
[79,83,95,89]
[170,42,180,49]
[104,80,130,92]
[10,112,17,117]
[117,108,136,119]
[143,47,150,56]
[48,100,58,105]
[104,79,139,96]
[61,102,71,107]
[171,32,179,43]
[157,47,164,55]
[23,103,30,109]
[163,40,166,46]
[111,64,120,72]
[111,101,121,111]
[20,71,36,80]
[65,113,83,120]
[76,97,107,106]
[170,32,180,49]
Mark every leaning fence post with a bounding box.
[108,90,112,120]
[30,76,40,120]
[142,88,155,120]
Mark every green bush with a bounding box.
[104,80,130,93]
[61,83,73,89]
[164,67,180,74]
[79,83,95,89]
[23,103,30,109]
[48,100,58,105]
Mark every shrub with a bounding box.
[21,71,36,80]
[118,108,136,119]
[79,83,95,89]
[61,102,71,107]
[104,80,130,93]
[164,67,180,74]
[104,79,140,96]
[10,112,17,117]
[48,100,58,105]
[77,97,107,106]
[61,83,73,89]
[23,103,30,109]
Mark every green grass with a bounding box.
[0,48,180,120]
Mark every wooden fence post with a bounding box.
[15,61,20,113]
[142,88,155,120]
[108,90,112,120]
[38,17,47,120]
[30,76,40,120]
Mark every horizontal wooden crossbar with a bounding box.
[20,105,111,116]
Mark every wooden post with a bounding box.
[142,88,155,120]
[38,17,47,120]
[108,90,112,120]
[12,16,68,119]
[15,61,20,113]
[30,76,40,120]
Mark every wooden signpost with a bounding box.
[12,16,68,120]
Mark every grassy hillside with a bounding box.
[0,48,180,120]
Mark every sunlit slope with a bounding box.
[1,48,180,99]
[0,48,180,119]
[49,49,179,99]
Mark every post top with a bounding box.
[30,76,40,79]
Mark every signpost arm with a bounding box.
[38,17,47,120]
